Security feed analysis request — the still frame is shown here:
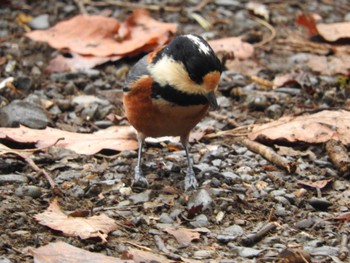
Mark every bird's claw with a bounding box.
[133,166,149,188]
[184,168,198,192]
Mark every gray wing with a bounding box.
[124,55,150,91]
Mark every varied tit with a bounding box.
[123,34,222,191]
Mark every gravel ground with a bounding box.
[0,1,349,262]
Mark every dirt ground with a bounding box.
[0,0,350,262]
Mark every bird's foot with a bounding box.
[185,168,198,192]
[133,166,149,188]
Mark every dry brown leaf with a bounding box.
[46,52,122,73]
[297,179,333,189]
[124,247,172,263]
[317,22,350,42]
[26,10,177,57]
[225,59,262,76]
[164,227,200,247]
[295,13,319,36]
[246,2,269,21]
[31,241,134,263]
[248,110,350,145]
[306,54,350,75]
[0,125,138,155]
[208,37,254,60]
[35,198,117,242]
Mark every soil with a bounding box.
[0,0,350,262]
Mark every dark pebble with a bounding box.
[309,198,333,211]
[0,100,50,128]
[295,219,315,229]
[0,174,28,184]
[187,189,213,211]
[190,214,209,228]
[265,104,283,119]
[15,185,42,198]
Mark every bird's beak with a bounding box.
[206,91,218,110]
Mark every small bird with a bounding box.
[123,34,222,191]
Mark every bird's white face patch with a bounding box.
[185,35,211,55]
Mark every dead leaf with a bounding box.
[0,125,138,155]
[26,10,177,57]
[306,54,350,76]
[296,13,350,42]
[317,22,350,42]
[123,247,172,263]
[35,198,117,242]
[275,145,316,159]
[208,37,254,60]
[297,179,333,189]
[278,248,311,263]
[46,52,122,73]
[164,227,200,247]
[31,241,133,263]
[224,59,262,76]
[246,2,269,21]
[329,212,350,222]
[248,110,350,145]
[295,13,319,36]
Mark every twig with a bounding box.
[124,241,153,251]
[0,149,58,192]
[73,0,88,14]
[0,32,23,43]
[208,112,239,127]
[189,12,212,30]
[251,16,276,47]
[238,137,296,173]
[250,75,274,90]
[0,142,62,194]
[325,139,350,177]
[339,232,349,261]
[240,222,279,246]
[204,125,253,139]
[266,172,285,187]
[83,0,182,12]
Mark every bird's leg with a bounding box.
[181,135,198,191]
[134,134,149,188]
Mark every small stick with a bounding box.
[84,0,181,12]
[124,241,153,251]
[339,232,349,261]
[325,139,350,177]
[204,125,252,139]
[154,235,170,254]
[0,145,59,194]
[73,0,88,14]
[208,112,239,127]
[239,137,296,173]
[240,222,278,246]
[251,16,276,47]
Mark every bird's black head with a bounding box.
[152,34,223,84]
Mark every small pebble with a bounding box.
[29,14,50,29]
[159,213,174,224]
[295,219,315,229]
[190,214,209,228]
[304,245,339,257]
[193,250,214,259]
[265,104,283,119]
[129,190,151,204]
[0,174,28,184]
[309,198,333,211]
[187,189,213,211]
[0,256,11,263]
[15,185,42,198]
[228,244,264,258]
[0,100,50,128]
